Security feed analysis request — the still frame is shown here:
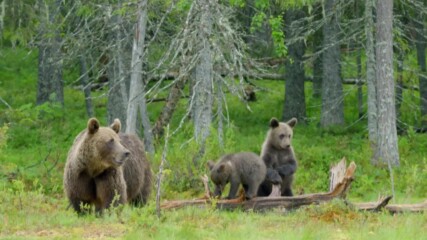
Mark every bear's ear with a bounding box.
[217,163,226,173]
[87,118,100,134]
[286,118,297,128]
[270,118,279,128]
[207,160,215,171]
[110,118,121,133]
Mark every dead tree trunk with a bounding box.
[374,0,399,166]
[365,0,378,160]
[152,77,187,138]
[354,196,427,213]
[107,3,128,129]
[126,0,154,154]
[36,0,64,106]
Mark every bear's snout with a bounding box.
[281,143,290,149]
[113,149,130,166]
[120,150,131,162]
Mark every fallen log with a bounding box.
[385,200,427,213]
[216,160,356,211]
[353,196,393,212]
[353,196,427,213]
[161,158,427,213]
[161,159,356,211]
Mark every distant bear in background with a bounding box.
[63,118,152,214]
[258,117,298,197]
[207,152,266,200]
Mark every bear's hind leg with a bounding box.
[244,180,260,200]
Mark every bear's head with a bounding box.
[83,118,130,175]
[207,160,233,194]
[267,117,297,150]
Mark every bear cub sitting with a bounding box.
[207,152,266,200]
[257,117,298,197]
[63,118,152,214]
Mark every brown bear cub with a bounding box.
[207,152,266,200]
[257,117,298,197]
[63,118,152,214]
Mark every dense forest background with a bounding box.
[0,0,426,238]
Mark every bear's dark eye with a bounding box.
[279,134,285,140]
[109,138,114,143]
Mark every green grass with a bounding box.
[1,191,426,239]
[1,47,426,239]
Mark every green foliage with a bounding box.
[229,0,245,8]
[269,16,287,57]
[250,1,287,57]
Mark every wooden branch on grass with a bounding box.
[161,158,356,211]
[216,160,356,211]
[384,200,427,213]
[353,195,393,212]
[161,157,427,213]
[354,196,427,213]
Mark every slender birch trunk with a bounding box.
[374,0,399,166]
[192,0,213,144]
[365,0,378,161]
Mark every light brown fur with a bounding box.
[63,118,152,214]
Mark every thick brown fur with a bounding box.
[207,152,266,200]
[257,117,298,197]
[63,118,152,214]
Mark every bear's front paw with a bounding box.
[266,169,282,184]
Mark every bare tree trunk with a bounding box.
[192,0,213,145]
[312,3,323,98]
[321,0,344,127]
[107,2,129,129]
[357,48,363,119]
[152,77,187,138]
[414,13,427,128]
[126,0,154,154]
[36,0,63,106]
[355,0,363,119]
[216,79,224,149]
[139,96,154,154]
[374,0,399,166]
[365,0,378,160]
[396,51,404,132]
[80,57,94,118]
[283,8,306,123]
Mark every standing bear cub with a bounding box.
[207,152,266,200]
[257,117,298,197]
[63,118,152,214]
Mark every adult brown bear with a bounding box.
[63,118,152,214]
